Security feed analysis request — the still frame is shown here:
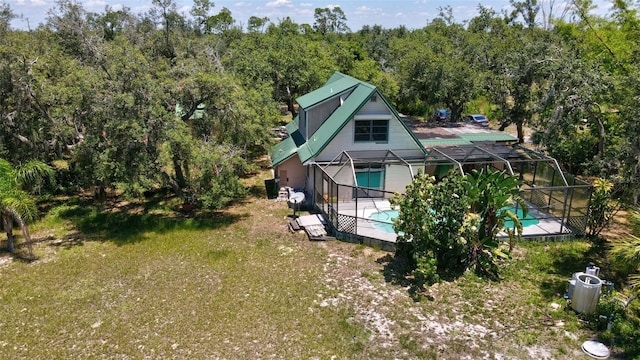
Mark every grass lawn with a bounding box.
[0,172,605,359]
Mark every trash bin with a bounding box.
[264,179,277,199]
[571,273,602,314]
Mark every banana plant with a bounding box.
[464,169,527,277]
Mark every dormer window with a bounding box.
[354,119,388,142]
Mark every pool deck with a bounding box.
[331,198,571,246]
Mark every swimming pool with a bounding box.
[369,206,539,234]
[369,209,400,233]
[503,207,539,229]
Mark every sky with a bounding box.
[7,0,614,31]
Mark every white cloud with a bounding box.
[353,6,383,17]
[266,0,293,8]
[234,2,253,8]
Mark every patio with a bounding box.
[310,144,592,249]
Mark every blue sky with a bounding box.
[8,0,613,30]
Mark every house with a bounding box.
[270,71,425,195]
[270,72,592,249]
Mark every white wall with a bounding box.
[315,100,424,161]
[384,163,414,194]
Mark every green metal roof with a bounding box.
[421,132,517,148]
[270,117,304,167]
[296,76,360,109]
[175,103,205,120]
[459,132,518,142]
[421,138,474,147]
[297,83,376,164]
[270,135,298,167]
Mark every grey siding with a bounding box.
[306,88,354,140]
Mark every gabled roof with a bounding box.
[270,117,304,167]
[270,72,425,167]
[296,76,364,109]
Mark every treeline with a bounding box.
[1,0,639,208]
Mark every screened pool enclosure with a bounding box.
[311,144,592,249]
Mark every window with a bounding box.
[354,120,388,142]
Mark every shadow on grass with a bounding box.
[376,253,427,302]
[45,195,246,246]
[535,240,614,300]
[376,250,468,302]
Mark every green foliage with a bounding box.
[0,158,53,256]
[464,169,526,277]
[189,143,248,210]
[586,178,618,239]
[391,169,525,284]
[390,171,470,285]
[599,295,640,358]
[606,208,640,357]
[313,7,350,35]
[3,0,640,220]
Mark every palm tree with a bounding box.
[611,235,640,292]
[0,159,54,257]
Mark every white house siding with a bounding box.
[299,111,306,141]
[315,111,423,161]
[358,94,389,115]
[306,96,340,139]
[384,163,414,194]
[276,156,306,191]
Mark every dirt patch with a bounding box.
[312,241,587,359]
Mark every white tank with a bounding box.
[571,273,603,314]
[567,272,584,299]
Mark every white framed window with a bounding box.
[354,119,388,142]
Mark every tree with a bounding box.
[0,2,15,34]
[391,168,526,285]
[149,0,184,60]
[313,7,349,36]
[0,159,54,257]
[227,17,332,116]
[247,16,269,33]
[391,171,470,285]
[509,0,540,28]
[391,20,480,119]
[190,0,214,34]
[206,7,234,34]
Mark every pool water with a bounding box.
[503,207,539,229]
[369,209,400,233]
[370,206,539,234]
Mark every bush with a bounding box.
[391,169,525,284]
